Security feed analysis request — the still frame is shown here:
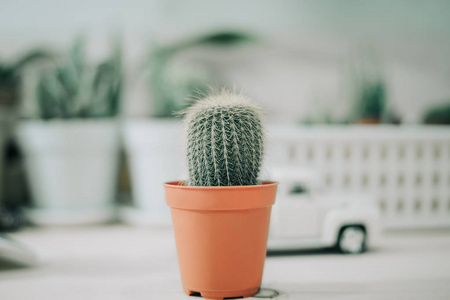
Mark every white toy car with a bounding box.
[267,168,381,254]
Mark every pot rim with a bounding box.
[164,181,278,190]
[164,181,278,210]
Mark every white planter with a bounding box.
[122,119,186,225]
[16,120,120,225]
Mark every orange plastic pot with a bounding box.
[164,181,278,300]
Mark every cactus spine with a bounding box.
[184,90,263,186]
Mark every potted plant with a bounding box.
[122,31,254,225]
[16,38,122,225]
[346,50,387,124]
[0,49,51,230]
[164,90,277,299]
[422,101,450,125]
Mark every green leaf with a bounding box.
[36,37,122,119]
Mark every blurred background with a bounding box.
[1,0,450,121]
[0,1,450,299]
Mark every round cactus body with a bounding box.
[184,91,263,186]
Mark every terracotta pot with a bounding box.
[164,181,278,300]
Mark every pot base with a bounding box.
[184,286,259,300]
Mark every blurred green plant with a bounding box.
[1,49,51,232]
[146,31,255,118]
[347,49,387,123]
[300,93,343,125]
[36,38,122,119]
[422,101,450,125]
[0,49,51,106]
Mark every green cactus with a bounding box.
[184,90,264,186]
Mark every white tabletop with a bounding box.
[1,226,450,300]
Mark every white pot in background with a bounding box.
[122,119,186,225]
[16,120,120,225]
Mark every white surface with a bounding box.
[118,206,172,227]
[0,235,37,267]
[16,120,120,225]
[1,226,450,300]
[25,206,117,226]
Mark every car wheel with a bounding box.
[338,226,366,254]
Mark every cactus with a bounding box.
[184,90,264,186]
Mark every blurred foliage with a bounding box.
[347,49,387,123]
[301,48,392,125]
[422,101,450,125]
[0,50,50,232]
[0,50,51,84]
[36,38,122,119]
[357,81,386,121]
[300,97,339,125]
[0,49,51,106]
[146,31,255,118]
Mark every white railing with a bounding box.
[265,125,450,229]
